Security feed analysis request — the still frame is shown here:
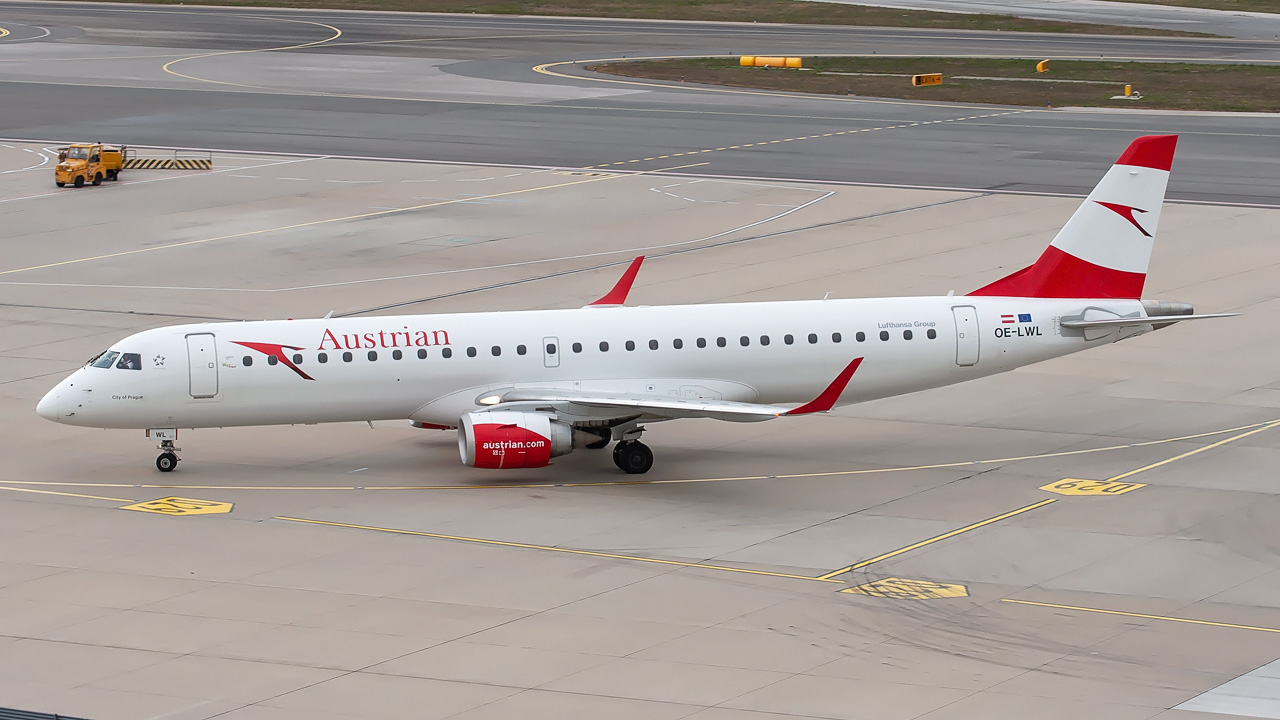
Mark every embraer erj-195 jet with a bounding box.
[38,135,1233,474]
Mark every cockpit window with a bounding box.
[116,353,142,370]
[89,351,120,368]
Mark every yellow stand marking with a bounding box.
[0,27,9,39]
[817,499,1056,580]
[121,497,232,515]
[1002,599,1280,634]
[842,578,968,599]
[276,516,841,584]
[1041,479,1145,496]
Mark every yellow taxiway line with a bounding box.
[0,484,131,503]
[1002,599,1280,634]
[816,498,1057,580]
[1104,419,1280,483]
[161,17,343,89]
[275,515,843,584]
[0,418,1273,493]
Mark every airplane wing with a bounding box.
[481,357,863,423]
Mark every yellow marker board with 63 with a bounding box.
[1041,479,1145,496]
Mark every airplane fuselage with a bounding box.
[39,295,1142,431]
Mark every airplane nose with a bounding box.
[36,388,62,421]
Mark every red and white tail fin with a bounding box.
[969,134,1177,299]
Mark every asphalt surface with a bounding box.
[0,2,1278,204]
[825,0,1280,40]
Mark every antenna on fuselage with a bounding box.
[323,310,334,319]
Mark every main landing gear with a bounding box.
[612,441,653,475]
[148,428,180,473]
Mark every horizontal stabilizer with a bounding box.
[1059,313,1238,329]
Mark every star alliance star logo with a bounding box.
[153,355,165,367]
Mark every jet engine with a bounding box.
[458,410,574,469]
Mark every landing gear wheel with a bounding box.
[612,441,653,475]
[92,173,103,186]
[73,176,84,188]
[156,452,179,473]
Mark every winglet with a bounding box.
[588,256,644,306]
[784,357,863,416]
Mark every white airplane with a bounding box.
[37,135,1234,475]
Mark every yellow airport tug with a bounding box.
[55,143,126,187]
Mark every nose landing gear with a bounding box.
[148,428,181,473]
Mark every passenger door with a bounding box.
[951,306,980,366]
[186,333,220,398]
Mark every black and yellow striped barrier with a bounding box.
[122,158,212,170]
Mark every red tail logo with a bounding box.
[1095,201,1152,237]
[232,341,315,380]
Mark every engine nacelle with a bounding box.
[458,411,574,469]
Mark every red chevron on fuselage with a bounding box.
[232,341,315,381]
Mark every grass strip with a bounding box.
[79,0,1210,35]
[592,57,1280,112]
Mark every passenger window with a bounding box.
[368,351,378,361]
[856,332,866,342]
[466,347,477,358]
[600,341,609,352]
[784,334,794,345]
[318,353,328,363]
[880,331,890,341]
[89,351,120,368]
[760,335,770,346]
[343,352,353,362]
[545,343,556,355]
[626,340,636,351]
[572,343,582,353]
[904,330,913,340]
[740,336,749,347]
[697,338,707,348]
[267,355,278,366]
[243,356,253,367]
[649,339,659,350]
[417,349,428,359]
[442,348,453,359]
[116,353,142,370]
[832,332,842,343]
[808,333,818,344]
[673,339,683,349]
[393,350,403,360]
[717,337,726,348]
[493,346,502,356]
[292,353,303,364]
[927,329,937,339]
[517,345,527,356]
